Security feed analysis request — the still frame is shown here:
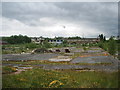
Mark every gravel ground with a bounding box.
[86,50,102,53]
[3,63,119,72]
[40,64,118,72]
[2,47,120,72]
[70,56,116,64]
[2,53,60,61]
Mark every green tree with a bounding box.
[62,40,68,47]
[5,35,31,44]
[42,41,52,48]
[63,40,68,44]
[99,34,103,41]
[103,36,106,41]
[99,34,107,41]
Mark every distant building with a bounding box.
[66,38,100,45]
[31,37,45,44]
[48,39,64,45]
[31,36,100,45]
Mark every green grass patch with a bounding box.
[70,52,81,59]
[2,66,17,74]
[2,68,119,88]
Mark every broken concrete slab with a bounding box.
[49,56,72,62]
[2,53,60,61]
[70,56,117,64]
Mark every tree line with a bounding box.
[98,34,118,56]
[2,35,31,44]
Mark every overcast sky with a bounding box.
[1,2,118,38]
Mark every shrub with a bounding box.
[25,43,38,49]
[42,41,52,48]
[102,42,108,51]
[108,39,117,55]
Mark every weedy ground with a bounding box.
[2,66,119,88]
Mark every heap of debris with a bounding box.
[32,48,48,53]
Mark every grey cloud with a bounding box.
[2,2,118,37]
[54,2,118,36]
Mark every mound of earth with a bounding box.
[34,48,48,53]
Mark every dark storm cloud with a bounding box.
[2,2,118,37]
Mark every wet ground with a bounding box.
[2,47,120,72]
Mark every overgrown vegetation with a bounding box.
[98,36,119,58]
[2,43,35,54]
[2,68,119,88]
[2,66,17,74]
[2,34,120,88]
[108,37,117,55]
[2,41,53,54]
[2,34,120,60]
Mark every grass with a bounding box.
[2,66,17,74]
[117,43,120,60]
[70,52,81,59]
[2,67,119,88]
[2,43,39,54]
